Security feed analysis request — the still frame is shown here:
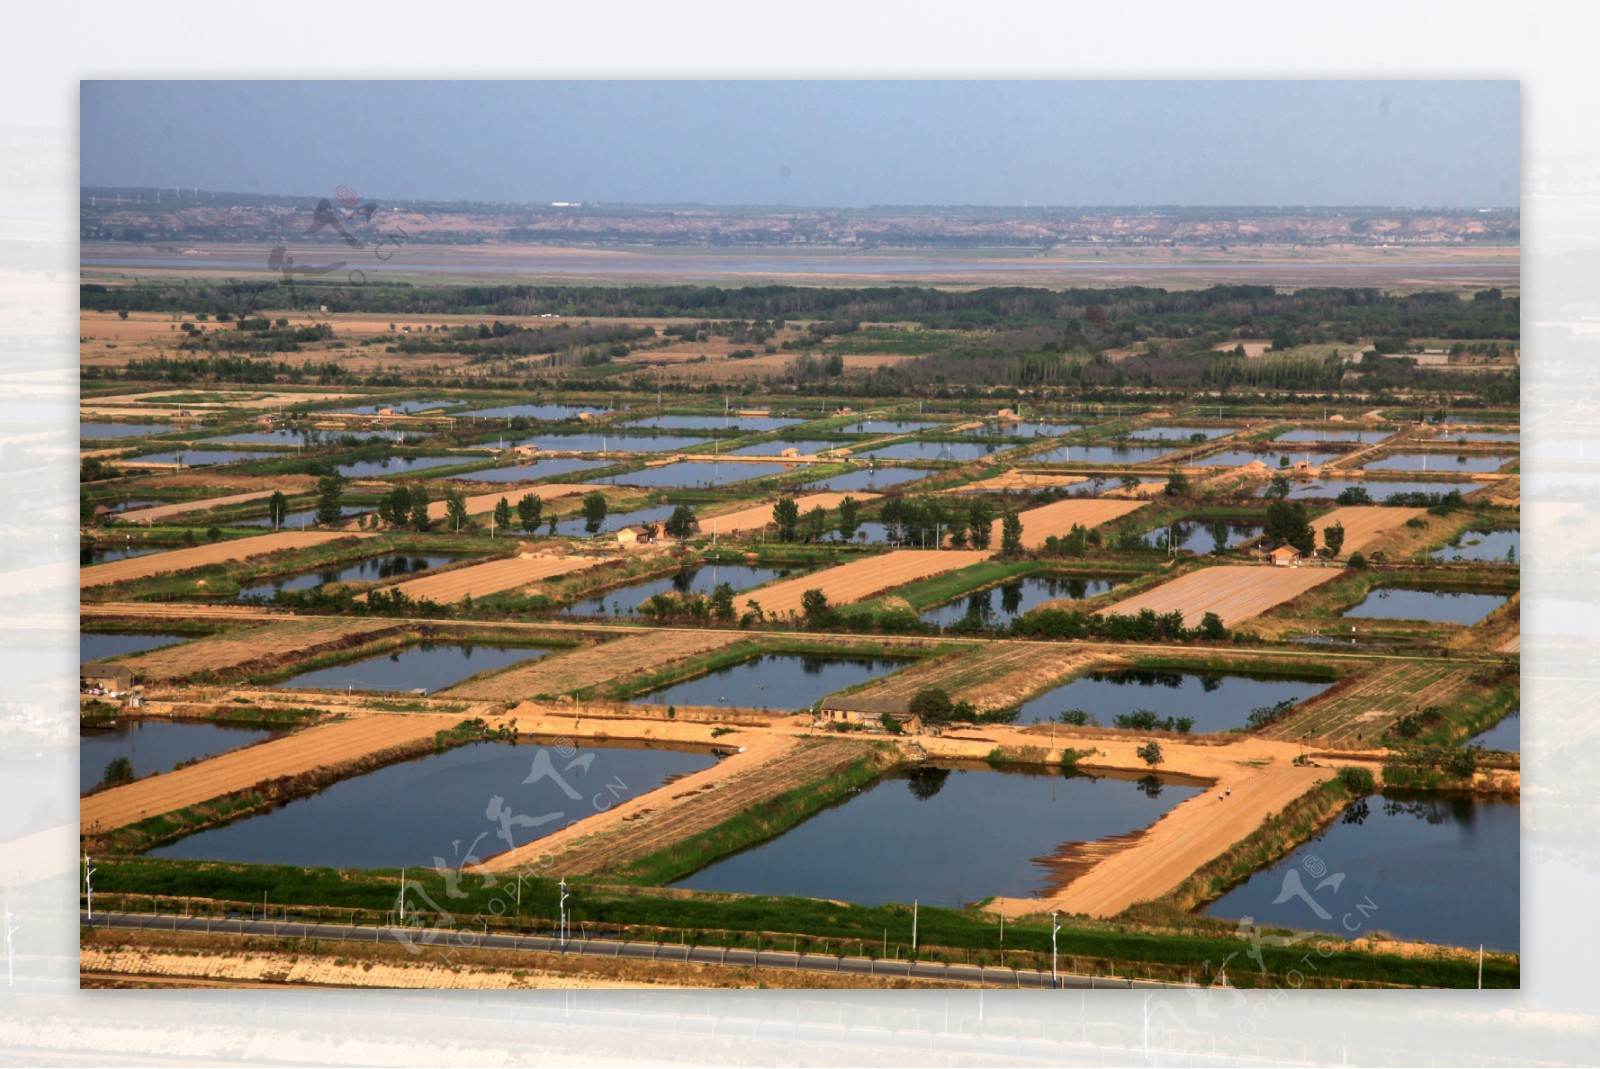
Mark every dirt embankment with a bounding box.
[80,714,457,835]
[80,532,374,589]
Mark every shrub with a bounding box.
[1337,766,1376,795]
[1136,741,1164,766]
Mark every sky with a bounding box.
[80,81,1520,208]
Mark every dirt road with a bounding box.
[80,714,453,833]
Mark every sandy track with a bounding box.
[481,735,872,876]
[118,619,409,680]
[116,491,278,524]
[80,715,451,833]
[992,498,1146,549]
[446,630,744,699]
[80,532,371,589]
[1099,564,1341,628]
[1310,506,1427,555]
[850,643,1105,712]
[380,553,605,603]
[424,483,608,522]
[705,492,881,535]
[999,760,1330,918]
[745,550,992,617]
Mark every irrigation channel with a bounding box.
[147,738,718,868]
[1204,790,1520,952]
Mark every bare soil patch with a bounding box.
[80,532,374,589]
[746,550,992,617]
[117,491,277,524]
[705,492,881,535]
[380,552,609,604]
[1098,564,1342,628]
[445,630,744,700]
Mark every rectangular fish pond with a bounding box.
[1432,529,1519,563]
[147,738,718,869]
[1030,443,1175,464]
[1261,479,1484,501]
[135,450,277,467]
[502,433,710,453]
[80,422,175,439]
[450,458,611,483]
[921,575,1120,628]
[622,414,802,432]
[277,642,556,693]
[560,564,793,616]
[1342,587,1509,625]
[460,403,612,421]
[1204,790,1519,952]
[860,439,1018,462]
[595,461,803,489]
[1364,453,1514,474]
[81,630,191,662]
[633,653,916,712]
[1012,668,1334,733]
[334,455,469,478]
[671,763,1206,907]
[796,467,929,493]
[1142,520,1263,555]
[82,719,275,790]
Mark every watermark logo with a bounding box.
[267,185,409,304]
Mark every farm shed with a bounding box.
[816,695,923,734]
[1268,545,1302,566]
[81,663,134,692]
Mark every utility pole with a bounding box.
[83,855,96,925]
[559,877,570,951]
[1477,944,1483,989]
[4,905,16,986]
[1050,910,1060,989]
[912,899,918,958]
[397,868,405,921]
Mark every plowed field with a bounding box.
[1098,564,1341,628]
[849,642,1105,712]
[117,491,276,524]
[706,492,881,535]
[80,532,372,589]
[117,618,409,680]
[424,484,607,523]
[380,553,604,603]
[990,498,1146,549]
[1262,661,1476,745]
[445,630,744,699]
[1310,506,1427,555]
[80,715,451,833]
[745,550,992,617]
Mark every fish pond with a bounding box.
[460,403,612,421]
[671,764,1205,906]
[1365,453,1513,474]
[81,422,174,439]
[561,564,792,615]
[1031,443,1174,464]
[1470,708,1520,751]
[1261,479,1484,501]
[1433,529,1519,564]
[797,467,929,493]
[1204,791,1519,951]
[1195,449,1342,468]
[1013,668,1334,733]
[1342,587,1509,625]
[633,653,914,711]
[505,433,710,453]
[148,739,717,868]
[1142,520,1263,555]
[1273,428,1374,444]
[335,455,468,478]
[596,461,801,489]
[136,450,277,467]
[862,439,1016,462]
[82,719,274,789]
[730,439,852,457]
[81,544,171,565]
[961,421,1081,439]
[81,631,190,662]
[236,553,475,600]
[277,642,555,693]
[623,414,801,432]
[453,458,611,483]
[921,575,1119,628]
[1127,426,1236,441]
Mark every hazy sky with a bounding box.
[80,81,1519,208]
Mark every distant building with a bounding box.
[779,446,803,458]
[80,663,134,693]
[616,525,653,544]
[816,695,923,734]
[1268,545,1301,567]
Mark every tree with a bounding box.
[444,487,470,532]
[1323,520,1346,559]
[1000,511,1024,556]
[1136,741,1164,766]
[800,587,829,621]
[582,491,608,536]
[664,504,699,539]
[946,507,970,549]
[1267,474,1291,500]
[772,495,800,541]
[1164,470,1190,496]
[802,505,828,543]
[267,490,289,530]
[1347,551,1369,569]
[315,474,346,526]
[967,499,995,549]
[1198,611,1227,640]
[837,495,861,542]
[878,711,905,735]
[1208,517,1231,554]
[709,582,736,620]
[516,492,543,534]
[407,484,431,530]
[493,496,512,533]
[909,686,954,722]
[379,486,410,527]
[102,756,134,787]
[1265,499,1316,556]
[1119,473,1141,493]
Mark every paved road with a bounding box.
[83,910,1178,990]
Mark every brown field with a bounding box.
[744,550,993,617]
[1499,633,1520,653]
[1262,661,1478,746]
[423,483,608,523]
[113,618,410,680]
[848,642,1107,712]
[80,714,451,833]
[380,552,609,603]
[116,491,276,524]
[484,735,869,876]
[956,472,1084,492]
[445,630,744,699]
[1310,506,1428,555]
[705,492,881,535]
[80,531,372,589]
[1098,564,1342,628]
[992,497,1147,548]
